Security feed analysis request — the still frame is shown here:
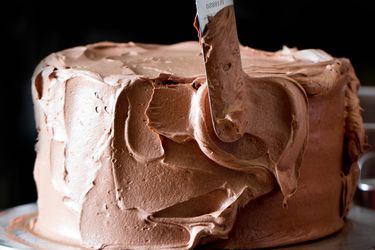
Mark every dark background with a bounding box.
[1,0,374,209]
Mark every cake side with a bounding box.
[217,58,366,248]
[29,42,366,249]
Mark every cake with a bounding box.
[23,38,366,249]
[19,5,368,248]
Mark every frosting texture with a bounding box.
[25,38,366,249]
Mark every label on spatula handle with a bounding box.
[196,0,234,32]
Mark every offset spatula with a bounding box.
[195,0,310,202]
[196,0,245,142]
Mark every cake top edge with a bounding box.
[34,41,355,97]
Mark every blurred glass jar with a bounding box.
[355,86,375,209]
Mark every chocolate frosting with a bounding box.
[198,7,308,201]
[25,36,366,248]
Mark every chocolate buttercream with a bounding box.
[198,6,308,201]
[9,27,366,249]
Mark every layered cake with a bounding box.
[26,40,366,249]
[24,7,367,249]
